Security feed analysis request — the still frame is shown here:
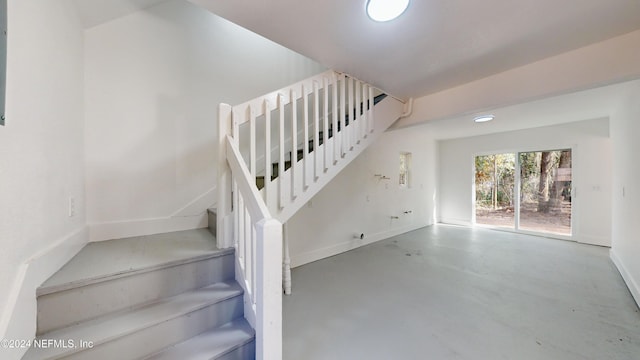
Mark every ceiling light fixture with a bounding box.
[473,115,495,123]
[366,0,410,22]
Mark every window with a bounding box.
[399,152,411,188]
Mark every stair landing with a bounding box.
[39,229,230,296]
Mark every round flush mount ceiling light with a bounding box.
[366,0,410,22]
[473,115,495,123]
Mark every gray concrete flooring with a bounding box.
[283,225,640,360]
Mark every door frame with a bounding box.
[472,145,576,242]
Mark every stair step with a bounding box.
[143,319,255,360]
[39,229,227,295]
[36,229,234,334]
[24,282,244,360]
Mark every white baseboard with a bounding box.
[610,250,640,308]
[290,222,429,268]
[576,234,611,247]
[89,214,208,242]
[0,227,88,360]
[439,218,472,227]
[171,186,216,218]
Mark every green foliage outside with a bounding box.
[475,154,515,209]
[476,150,571,212]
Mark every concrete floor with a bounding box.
[283,225,640,360]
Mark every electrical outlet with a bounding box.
[68,197,76,217]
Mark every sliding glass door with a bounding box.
[474,154,515,229]
[474,149,572,237]
[519,150,572,235]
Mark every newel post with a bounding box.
[256,218,283,360]
[218,103,233,249]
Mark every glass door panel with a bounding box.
[475,154,515,229]
[518,150,572,235]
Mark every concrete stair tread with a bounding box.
[24,281,243,360]
[143,319,254,360]
[39,229,231,296]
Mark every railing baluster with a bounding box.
[302,84,309,190]
[361,84,368,139]
[232,109,240,145]
[278,94,285,210]
[340,74,346,158]
[331,73,340,165]
[251,222,257,304]
[234,180,240,254]
[348,76,354,151]
[323,77,329,172]
[264,100,271,204]
[243,203,253,304]
[249,106,256,177]
[369,85,375,134]
[313,81,320,181]
[355,80,361,145]
[239,192,245,263]
[290,89,298,201]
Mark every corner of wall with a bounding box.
[89,186,216,242]
[610,249,640,308]
[0,227,88,359]
[89,214,208,242]
[290,222,429,268]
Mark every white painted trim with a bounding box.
[89,214,207,242]
[170,186,217,217]
[610,250,640,308]
[0,227,88,360]
[439,218,472,227]
[290,222,429,268]
[576,234,611,247]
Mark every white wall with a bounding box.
[610,81,640,306]
[0,0,87,357]
[84,0,326,241]
[438,118,612,246]
[286,125,437,267]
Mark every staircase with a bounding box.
[22,71,405,360]
[217,70,406,359]
[24,229,254,360]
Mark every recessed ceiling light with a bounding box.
[473,115,495,123]
[366,0,410,22]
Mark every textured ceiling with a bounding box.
[189,0,640,99]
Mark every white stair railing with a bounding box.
[217,70,402,360]
[230,71,378,222]
[218,104,283,360]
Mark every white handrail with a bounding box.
[225,136,269,220]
